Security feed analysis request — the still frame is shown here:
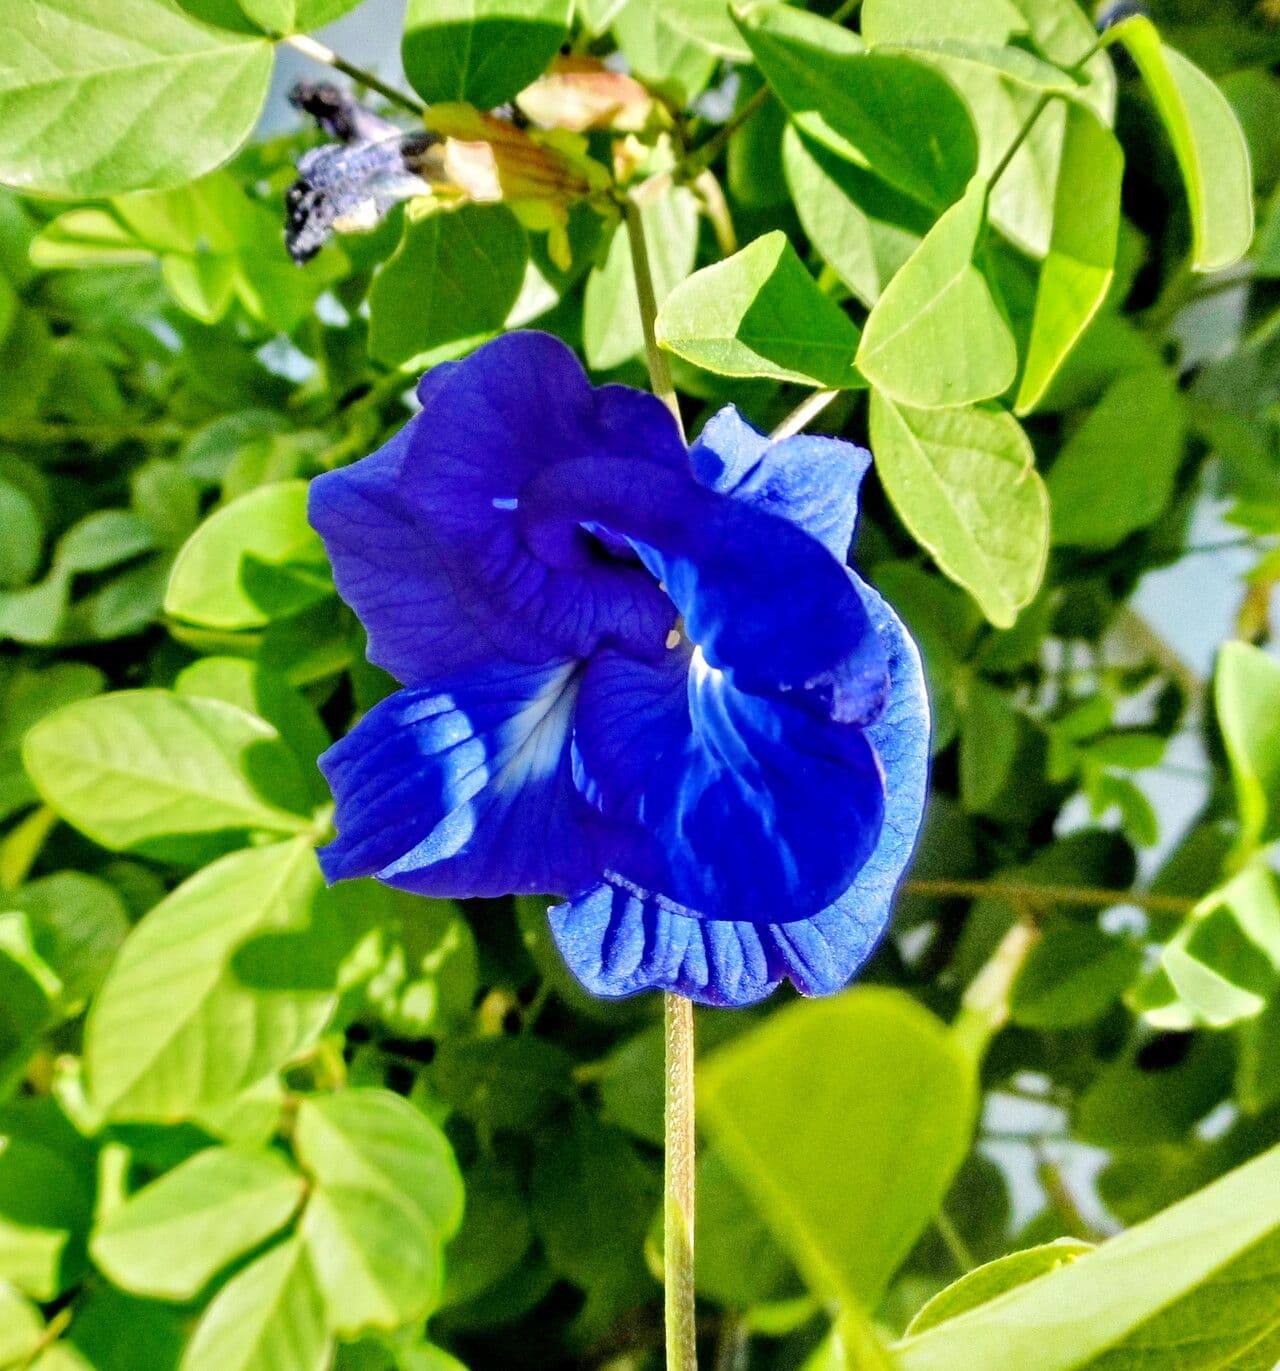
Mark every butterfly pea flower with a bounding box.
[309,331,929,1007]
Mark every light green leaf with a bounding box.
[1216,642,1280,853]
[699,987,977,1308]
[583,184,698,371]
[294,1090,464,1237]
[1109,15,1253,272]
[0,481,41,591]
[1010,925,1142,1028]
[295,1090,463,1335]
[0,0,272,198]
[369,206,529,370]
[1016,103,1123,413]
[180,1238,331,1371]
[879,40,1087,96]
[1046,367,1184,547]
[3,872,129,1010]
[84,839,333,1119]
[402,0,571,108]
[0,1135,93,1300]
[781,125,928,308]
[906,1239,1094,1336]
[868,393,1049,628]
[610,0,717,104]
[1007,0,1115,120]
[22,690,313,860]
[733,4,978,211]
[1152,862,1280,1029]
[165,480,332,631]
[91,1147,305,1300]
[0,1280,44,1366]
[236,0,364,32]
[890,1145,1280,1371]
[858,179,1017,408]
[862,0,1027,46]
[655,231,861,387]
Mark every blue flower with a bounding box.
[310,331,929,1007]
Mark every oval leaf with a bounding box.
[655,231,862,387]
[869,392,1049,628]
[0,0,272,198]
[858,179,1017,407]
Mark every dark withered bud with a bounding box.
[288,80,397,144]
[1095,0,1149,31]
[285,133,440,264]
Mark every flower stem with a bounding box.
[623,195,683,434]
[665,991,698,1371]
[282,33,427,118]
[771,387,840,439]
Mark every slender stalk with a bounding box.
[623,196,683,432]
[771,388,839,439]
[905,876,1196,915]
[683,85,771,177]
[283,33,427,117]
[624,182,698,1371]
[664,994,698,1371]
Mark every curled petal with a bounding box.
[318,658,597,898]
[690,406,871,562]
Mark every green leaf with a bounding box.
[1010,925,1142,1028]
[0,480,40,591]
[868,393,1049,627]
[0,1134,93,1299]
[1016,103,1123,413]
[863,0,1027,46]
[1216,641,1280,853]
[699,988,977,1307]
[0,1279,44,1366]
[692,1148,798,1307]
[91,1146,305,1300]
[236,0,363,32]
[1152,862,1280,1029]
[733,4,978,211]
[84,839,333,1119]
[402,0,571,109]
[1108,15,1253,272]
[879,40,1088,96]
[369,206,529,370]
[179,1237,331,1371]
[959,680,1020,809]
[583,185,699,372]
[781,126,928,308]
[294,1090,464,1237]
[22,690,313,861]
[890,1145,1280,1371]
[906,1239,1094,1335]
[858,180,1016,407]
[0,0,272,198]
[295,1090,463,1335]
[655,232,862,387]
[609,0,717,104]
[165,480,332,630]
[3,872,130,1010]
[1046,368,1184,547]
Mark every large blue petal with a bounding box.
[548,578,929,1005]
[570,641,885,922]
[690,406,871,562]
[309,332,682,685]
[318,657,598,899]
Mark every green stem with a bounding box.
[905,876,1196,915]
[683,85,771,177]
[283,33,427,117]
[665,993,698,1371]
[625,180,698,1371]
[624,195,683,434]
[771,388,840,440]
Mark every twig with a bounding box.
[771,388,839,439]
[905,877,1196,915]
[283,33,426,117]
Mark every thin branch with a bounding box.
[771,388,839,439]
[624,195,683,433]
[283,33,426,117]
[682,86,771,177]
[905,877,1196,915]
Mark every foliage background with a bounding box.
[0,0,1279,1368]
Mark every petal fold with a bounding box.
[318,658,597,898]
